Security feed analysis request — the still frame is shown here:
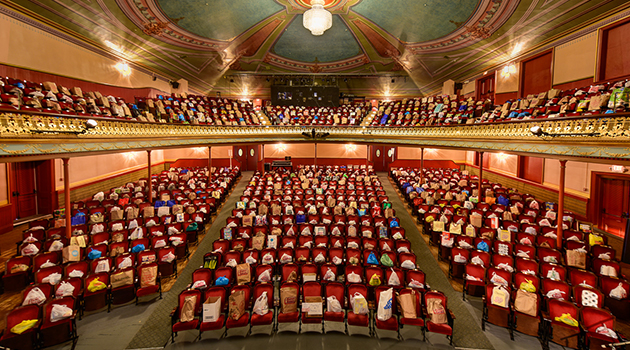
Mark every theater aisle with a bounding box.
[120,172,252,349]
[377,173,495,349]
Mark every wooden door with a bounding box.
[372,145,384,171]
[246,145,259,172]
[233,146,246,171]
[11,162,38,219]
[599,178,630,237]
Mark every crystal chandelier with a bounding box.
[303,0,332,36]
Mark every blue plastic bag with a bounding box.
[367,252,379,265]
[296,214,306,224]
[357,208,367,216]
[154,200,166,208]
[389,219,399,228]
[131,244,145,253]
[215,276,229,286]
[71,212,86,226]
[87,248,101,260]
[166,200,176,207]
[498,195,509,207]
[477,241,489,252]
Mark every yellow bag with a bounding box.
[519,279,536,293]
[589,234,604,246]
[88,277,107,292]
[425,216,435,223]
[11,319,38,334]
[369,274,381,286]
[555,313,578,327]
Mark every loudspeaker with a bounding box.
[170,81,180,89]
[454,82,463,91]
[285,156,291,161]
[264,163,270,172]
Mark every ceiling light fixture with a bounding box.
[303,0,332,36]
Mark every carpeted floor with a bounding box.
[377,173,494,349]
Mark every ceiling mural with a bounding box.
[1,0,628,95]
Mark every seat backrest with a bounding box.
[7,305,40,329]
[580,306,614,332]
[548,298,578,321]
[325,282,345,307]
[178,289,202,318]
[253,283,274,309]
[302,281,321,298]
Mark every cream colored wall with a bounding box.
[553,31,597,85]
[398,147,467,162]
[0,12,171,92]
[211,146,232,158]
[55,150,165,190]
[317,144,367,159]
[488,153,518,176]
[495,66,518,93]
[542,159,619,198]
[462,81,475,96]
[264,144,315,158]
[163,147,209,160]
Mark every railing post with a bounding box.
[557,160,567,248]
[63,158,71,239]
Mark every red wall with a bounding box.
[553,77,594,91]
[520,51,553,98]
[495,92,518,105]
[0,64,166,102]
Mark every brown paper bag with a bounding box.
[143,206,155,218]
[426,298,447,324]
[111,209,124,221]
[280,286,298,313]
[567,250,586,269]
[258,204,268,216]
[172,205,183,215]
[470,215,482,228]
[242,215,253,227]
[181,295,197,322]
[514,289,537,317]
[229,290,245,320]
[396,291,417,319]
[236,264,251,285]
[63,245,80,263]
[140,265,158,288]
[110,269,134,289]
[252,234,265,250]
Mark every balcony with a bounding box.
[0,110,629,161]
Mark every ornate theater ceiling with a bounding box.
[1,0,628,95]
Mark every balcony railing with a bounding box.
[0,110,629,160]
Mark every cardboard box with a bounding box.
[301,296,323,317]
[203,296,221,323]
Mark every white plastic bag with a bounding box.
[408,279,424,289]
[257,269,271,283]
[610,283,628,300]
[377,288,393,321]
[471,256,484,267]
[253,291,269,316]
[245,255,257,265]
[401,260,416,269]
[43,272,62,285]
[154,239,166,249]
[547,268,560,280]
[546,289,565,300]
[21,243,39,256]
[327,295,342,313]
[118,256,133,269]
[22,287,46,305]
[323,268,335,282]
[595,324,618,339]
[40,260,56,269]
[192,280,207,289]
[94,260,110,273]
[262,253,274,265]
[68,269,84,278]
[111,223,124,232]
[280,253,292,264]
[48,240,64,252]
[50,304,73,322]
[314,253,326,263]
[168,226,180,235]
[490,272,508,287]
[453,253,467,263]
[332,256,343,265]
[161,252,175,263]
[351,293,368,315]
[55,281,75,298]
[388,269,401,286]
[497,263,514,273]
[347,272,362,283]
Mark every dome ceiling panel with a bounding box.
[272,15,362,62]
[2,0,629,95]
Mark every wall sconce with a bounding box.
[115,62,131,77]
[501,64,516,78]
[345,144,357,152]
[496,152,509,162]
[276,143,287,152]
